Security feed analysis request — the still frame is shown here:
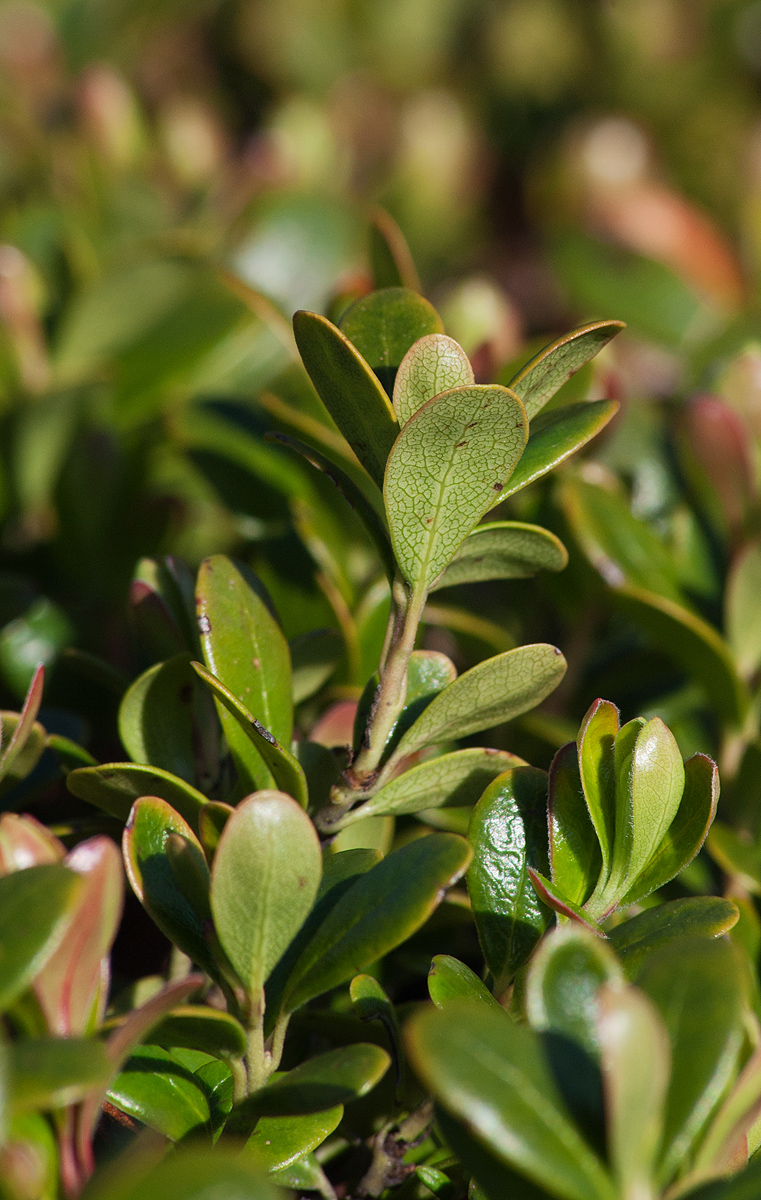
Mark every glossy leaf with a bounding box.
[340,287,443,397]
[118,653,208,785]
[392,644,567,758]
[596,983,670,1199]
[34,836,123,1036]
[226,1044,390,1135]
[282,833,471,1013]
[243,1107,343,1172]
[150,1006,247,1059]
[196,555,292,792]
[508,322,624,420]
[384,384,528,589]
[577,699,619,886]
[428,954,504,1012]
[406,1000,616,1200]
[608,897,740,978]
[621,753,719,906]
[432,521,568,591]
[123,797,217,977]
[210,791,321,994]
[638,936,745,1181]
[10,1038,110,1111]
[526,925,623,1057]
[393,333,474,425]
[526,870,605,936]
[0,665,45,784]
[67,762,208,830]
[726,541,761,681]
[293,309,399,487]
[548,742,601,908]
[107,1044,211,1141]
[499,401,619,502]
[192,662,307,807]
[0,864,81,1012]
[467,768,551,990]
[340,747,524,823]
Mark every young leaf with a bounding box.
[0,665,45,785]
[192,663,307,807]
[508,322,625,420]
[34,837,123,1036]
[596,983,670,1200]
[431,521,568,591]
[601,717,685,912]
[384,384,528,590]
[548,742,601,908]
[10,1038,110,1112]
[393,334,474,425]
[0,812,64,872]
[638,936,745,1182]
[293,309,399,487]
[726,540,761,682]
[118,653,212,785]
[607,897,740,979]
[338,747,524,823]
[621,753,719,906]
[526,924,623,1057]
[526,869,606,937]
[123,797,217,977]
[243,1108,344,1172]
[210,791,322,996]
[339,287,443,397]
[107,1044,211,1141]
[428,954,504,1012]
[0,865,81,1012]
[391,644,567,758]
[467,768,551,990]
[281,833,471,1013]
[196,555,292,791]
[67,762,208,830]
[577,699,619,887]
[498,401,619,502]
[406,1000,616,1200]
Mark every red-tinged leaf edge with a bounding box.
[527,868,605,937]
[0,664,45,780]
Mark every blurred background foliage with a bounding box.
[3,0,761,813]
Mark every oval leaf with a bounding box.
[107,1044,210,1141]
[428,954,504,1013]
[499,401,619,502]
[393,334,474,425]
[67,762,208,830]
[150,1006,247,1060]
[548,741,602,908]
[432,521,568,591]
[525,924,623,1056]
[118,653,211,786]
[608,897,740,979]
[0,865,81,1013]
[243,1108,343,1172]
[340,287,443,397]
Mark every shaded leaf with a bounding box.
[428,954,504,1012]
[706,823,761,893]
[67,763,208,831]
[118,654,208,785]
[608,897,740,978]
[340,287,443,397]
[432,521,567,591]
[548,742,601,908]
[526,925,622,1057]
[10,1038,110,1112]
[290,628,344,705]
[726,540,761,681]
[107,1044,210,1141]
[369,209,421,292]
[85,1145,279,1200]
[150,1007,247,1060]
[499,402,619,502]
[0,865,81,1012]
[508,322,624,420]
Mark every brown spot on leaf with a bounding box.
[493,482,503,492]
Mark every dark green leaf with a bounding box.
[107,1044,211,1141]
[525,926,622,1057]
[428,954,504,1012]
[67,763,208,831]
[548,742,601,908]
[198,801,234,863]
[243,1107,343,1172]
[0,865,81,1012]
[577,699,619,887]
[340,287,443,397]
[500,402,618,502]
[86,1145,279,1200]
[608,898,740,978]
[289,628,344,705]
[149,1006,247,1060]
[369,210,421,292]
[118,653,210,785]
[10,1037,110,1111]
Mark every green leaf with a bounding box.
[406,1000,616,1200]
[607,898,740,978]
[707,823,761,893]
[210,791,321,995]
[393,334,474,425]
[129,556,198,661]
[339,748,524,824]
[637,937,745,1181]
[340,287,443,397]
[192,663,308,807]
[467,768,551,990]
[432,521,568,591]
[118,653,210,785]
[526,870,605,937]
[289,629,344,704]
[596,983,670,1199]
[577,699,619,887]
[548,742,601,908]
[0,665,45,785]
[726,540,761,681]
[198,801,234,863]
[600,718,685,913]
[67,763,208,830]
[499,402,618,502]
[688,1044,761,1186]
[678,1158,761,1200]
[243,1107,343,1172]
[196,555,292,792]
[0,600,73,701]
[354,649,457,761]
[384,384,528,590]
[0,1113,57,1200]
[621,753,719,906]
[369,209,421,292]
[293,309,399,488]
[107,1044,211,1141]
[439,1107,558,1200]
[271,433,396,583]
[10,1038,110,1112]
[525,925,623,1058]
[508,322,625,420]
[392,644,567,758]
[123,797,217,977]
[149,1007,247,1060]
[0,865,81,1012]
[428,954,504,1012]
[282,834,471,1013]
[225,1044,390,1136]
[86,1145,280,1200]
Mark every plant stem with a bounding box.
[268,1013,291,1076]
[245,992,267,1094]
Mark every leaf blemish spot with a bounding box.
[493,483,503,492]
[198,615,211,634]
